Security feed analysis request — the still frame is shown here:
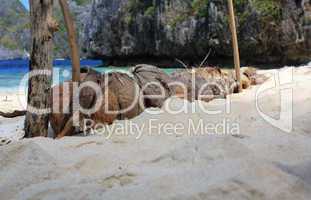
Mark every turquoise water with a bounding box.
[0,59,177,92]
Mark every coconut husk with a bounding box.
[91,87,120,126]
[220,69,250,91]
[195,67,222,80]
[51,81,73,137]
[222,67,268,91]
[241,67,269,85]
[79,70,103,110]
[195,67,238,93]
[170,70,196,101]
[106,72,144,120]
[51,70,121,138]
[131,64,172,108]
[171,68,240,102]
[170,70,228,102]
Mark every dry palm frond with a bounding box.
[199,49,212,68]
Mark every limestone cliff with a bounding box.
[84,0,311,66]
[0,0,29,59]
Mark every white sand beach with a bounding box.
[1,66,311,199]
[0,91,26,113]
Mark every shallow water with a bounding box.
[0,59,177,92]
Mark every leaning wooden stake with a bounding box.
[58,0,80,82]
[227,0,242,92]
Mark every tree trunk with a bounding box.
[25,0,56,138]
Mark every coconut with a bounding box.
[170,69,230,102]
[195,67,222,80]
[106,72,144,120]
[51,81,73,137]
[131,64,172,108]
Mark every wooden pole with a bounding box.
[58,0,80,82]
[227,0,242,92]
[25,0,54,137]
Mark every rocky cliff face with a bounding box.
[84,0,311,66]
[0,0,30,59]
[54,0,92,58]
[0,0,91,59]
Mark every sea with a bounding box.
[0,59,177,93]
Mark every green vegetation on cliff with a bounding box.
[0,0,29,51]
[191,0,209,17]
[0,0,92,58]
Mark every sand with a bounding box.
[0,90,26,113]
[1,66,311,199]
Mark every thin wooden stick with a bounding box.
[58,0,80,82]
[175,58,192,73]
[199,49,212,68]
[227,0,242,92]
[175,58,189,69]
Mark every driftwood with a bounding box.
[131,64,172,108]
[0,110,26,118]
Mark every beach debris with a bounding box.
[170,66,268,103]
[0,110,26,118]
[80,71,119,124]
[0,130,25,146]
[170,68,236,102]
[241,67,269,85]
[51,81,73,136]
[195,67,223,80]
[51,66,94,136]
[51,71,144,138]
[50,65,268,138]
[107,72,144,120]
[170,70,198,101]
[0,137,12,146]
[131,64,173,108]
